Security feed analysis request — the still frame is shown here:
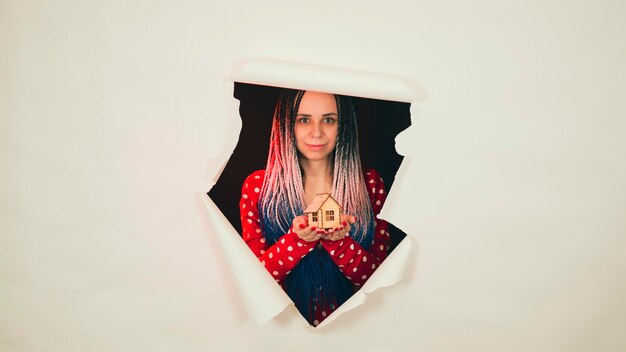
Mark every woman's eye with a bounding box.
[323,117,336,124]
[298,117,310,124]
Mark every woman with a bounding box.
[239,89,390,326]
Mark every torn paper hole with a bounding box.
[203,58,420,329]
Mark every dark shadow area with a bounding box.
[208,82,411,252]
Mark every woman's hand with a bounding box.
[292,215,324,243]
[322,214,356,241]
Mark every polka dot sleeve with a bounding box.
[319,169,391,287]
[240,170,316,284]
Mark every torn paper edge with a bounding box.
[204,57,420,329]
[202,194,304,326]
[314,235,413,328]
[231,57,426,103]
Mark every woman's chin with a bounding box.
[299,152,332,163]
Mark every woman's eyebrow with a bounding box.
[296,113,338,117]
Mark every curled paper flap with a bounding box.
[202,194,298,326]
[205,58,419,328]
[315,236,412,328]
[232,58,422,103]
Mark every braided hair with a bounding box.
[258,89,375,324]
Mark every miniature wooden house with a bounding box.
[304,193,343,230]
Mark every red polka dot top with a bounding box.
[239,169,391,326]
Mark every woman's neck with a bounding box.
[299,158,333,205]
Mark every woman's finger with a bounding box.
[292,215,309,228]
[316,228,328,236]
[340,213,357,225]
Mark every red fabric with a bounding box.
[239,169,391,326]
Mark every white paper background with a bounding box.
[2,1,626,351]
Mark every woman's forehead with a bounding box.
[297,91,337,113]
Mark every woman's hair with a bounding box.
[258,89,375,324]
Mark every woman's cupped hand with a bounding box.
[292,214,357,242]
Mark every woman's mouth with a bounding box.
[306,143,326,150]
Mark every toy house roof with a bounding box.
[304,193,343,213]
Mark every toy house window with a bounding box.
[325,210,335,221]
[312,213,318,222]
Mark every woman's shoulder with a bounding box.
[244,169,266,180]
[241,170,266,198]
[362,168,383,184]
[242,169,266,187]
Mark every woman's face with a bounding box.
[294,91,339,163]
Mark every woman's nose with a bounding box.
[310,121,323,137]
